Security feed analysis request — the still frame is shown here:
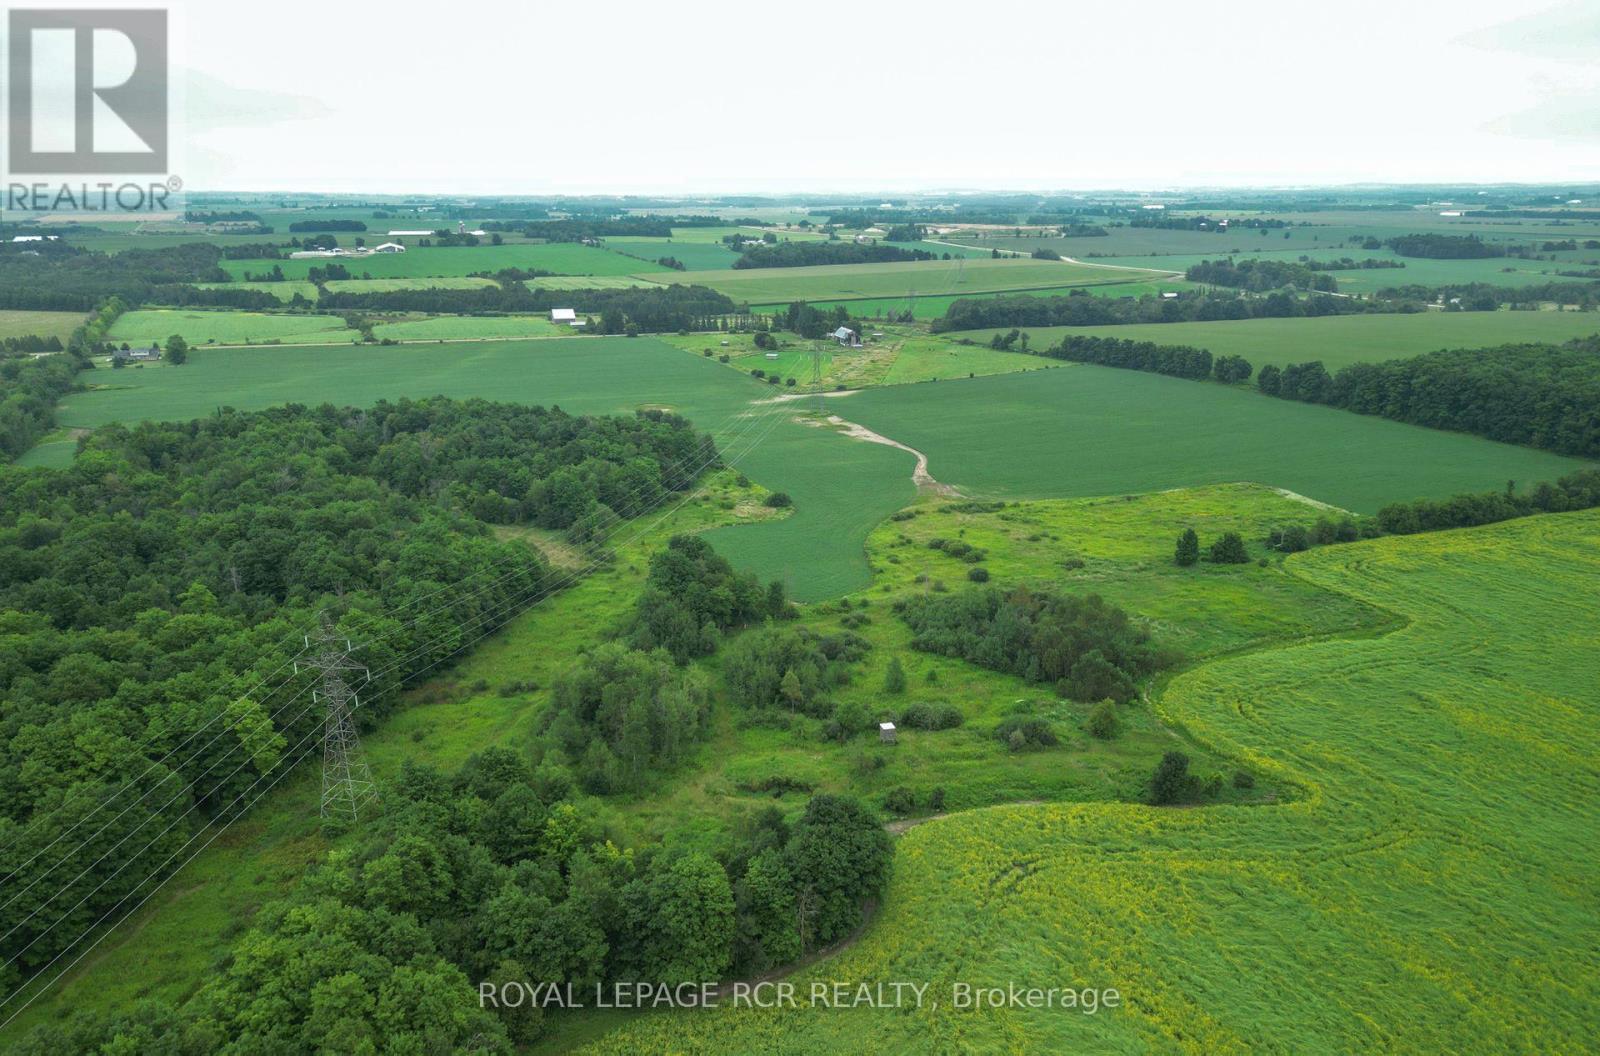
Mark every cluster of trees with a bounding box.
[1258,340,1600,458]
[287,219,367,232]
[0,352,86,460]
[1373,280,1600,309]
[316,283,737,332]
[1174,528,1250,565]
[895,586,1173,704]
[1129,214,1287,231]
[1184,258,1338,292]
[779,301,855,340]
[0,335,65,356]
[722,626,870,718]
[1302,257,1405,271]
[13,749,892,1052]
[732,242,935,269]
[931,287,1404,332]
[506,217,678,241]
[0,399,720,981]
[0,243,230,310]
[627,534,788,663]
[1385,233,1503,259]
[1036,333,1215,380]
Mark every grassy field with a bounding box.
[648,257,1151,304]
[370,315,572,340]
[320,276,500,294]
[1,480,1393,1042]
[952,310,1600,372]
[581,509,1600,1053]
[1096,248,1586,293]
[52,337,916,601]
[839,364,1589,511]
[195,280,321,303]
[219,243,663,281]
[0,309,84,342]
[531,275,662,291]
[601,239,743,270]
[664,329,1048,390]
[107,309,353,346]
[750,278,1196,320]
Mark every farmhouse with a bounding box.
[831,326,860,347]
[550,308,577,324]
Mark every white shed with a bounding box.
[550,308,577,323]
[879,721,897,744]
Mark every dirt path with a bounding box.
[804,412,959,496]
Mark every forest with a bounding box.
[0,398,716,989]
[1184,258,1338,292]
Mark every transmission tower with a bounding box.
[295,615,378,822]
[810,341,824,414]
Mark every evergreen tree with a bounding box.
[1175,528,1200,566]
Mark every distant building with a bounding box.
[550,308,577,324]
[289,248,349,259]
[118,346,160,362]
[764,352,779,360]
[388,230,433,236]
[831,326,859,347]
[878,722,897,745]
[10,234,58,242]
[372,242,406,253]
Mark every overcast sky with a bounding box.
[145,0,1600,193]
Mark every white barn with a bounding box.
[550,308,577,324]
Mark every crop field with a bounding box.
[53,336,916,600]
[218,243,664,281]
[195,280,322,302]
[106,308,354,345]
[320,276,500,294]
[584,510,1600,1053]
[530,275,661,290]
[600,238,743,270]
[840,364,1588,511]
[0,309,83,342]
[1098,248,1585,292]
[750,278,1196,319]
[953,310,1600,372]
[647,257,1152,304]
[369,314,572,340]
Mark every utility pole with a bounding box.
[296,614,378,822]
[810,341,824,415]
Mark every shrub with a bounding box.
[898,702,964,731]
[883,657,906,693]
[764,492,793,508]
[883,787,916,814]
[1232,770,1255,789]
[1150,751,1193,804]
[994,717,1058,750]
[1209,532,1250,564]
[967,566,990,582]
[1087,700,1118,739]
[1175,528,1199,566]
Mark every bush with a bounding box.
[1232,770,1255,789]
[883,656,906,693]
[967,566,990,582]
[994,717,1058,750]
[1175,528,1199,566]
[1209,532,1250,564]
[1150,751,1193,804]
[883,787,916,814]
[764,492,793,508]
[1086,700,1118,739]
[898,702,964,731]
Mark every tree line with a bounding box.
[732,242,935,269]
[930,287,1407,332]
[1258,339,1600,458]
[315,282,738,331]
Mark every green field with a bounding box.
[219,243,663,281]
[107,309,353,346]
[54,337,916,601]
[954,310,1600,372]
[0,309,84,342]
[1097,248,1586,293]
[531,275,661,291]
[650,257,1152,304]
[370,315,571,340]
[751,278,1196,320]
[840,364,1589,511]
[600,238,743,270]
[195,280,321,303]
[321,276,500,294]
[585,509,1600,1053]
[665,329,1049,389]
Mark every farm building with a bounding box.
[372,242,406,253]
[878,722,897,745]
[388,229,432,236]
[550,308,577,324]
[831,326,860,347]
